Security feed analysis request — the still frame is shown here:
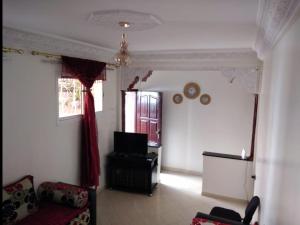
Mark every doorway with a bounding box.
[123,91,162,147]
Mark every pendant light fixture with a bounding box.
[114,21,131,66]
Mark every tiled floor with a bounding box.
[98,171,246,225]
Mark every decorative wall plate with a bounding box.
[200,94,211,105]
[183,82,200,99]
[173,93,183,104]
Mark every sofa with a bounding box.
[2,175,96,225]
[192,212,246,225]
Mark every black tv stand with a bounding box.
[106,152,158,196]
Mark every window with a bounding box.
[58,78,103,118]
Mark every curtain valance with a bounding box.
[61,56,106,85]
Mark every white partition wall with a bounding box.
[202,155,254,201]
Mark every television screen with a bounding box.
[114,131,148,155]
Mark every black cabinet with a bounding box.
[106,152,158,195]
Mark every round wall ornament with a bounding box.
[183,82,200,99]
[200,94,211,105]
[173,93,183,104]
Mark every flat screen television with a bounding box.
[114,131,148,155]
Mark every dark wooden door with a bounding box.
[136,92,162,147]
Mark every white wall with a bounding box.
[3,53,118,189]
[125,92,136,133]
[203,156,253,200]
[254,14,300,225]
[140,71,254,174]
[97,70,119,189]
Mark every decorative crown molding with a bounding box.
[255,0,300,59]
[121,49,262,93]
[3,26,115,63]
[3,26,262,93]
[130,48,259,71]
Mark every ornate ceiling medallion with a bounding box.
[89,10,162,31]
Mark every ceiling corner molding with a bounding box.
[3,26,115,63]
[221,68,261,94]
[120,67,152,90]
[255,0,300,59]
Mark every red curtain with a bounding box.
[62,56,106,187]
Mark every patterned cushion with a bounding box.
[38,182,88,208]
[68,208,90,225]
[191,217,230,225]
[2,175,38,225]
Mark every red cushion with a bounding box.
[16,202,88,225]
[192,217,230,225]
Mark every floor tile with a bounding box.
[98,171,246,225]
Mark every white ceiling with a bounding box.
[3,0,259,52]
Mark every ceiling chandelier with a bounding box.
[114,21,131,67]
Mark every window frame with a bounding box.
[56,74,103,124]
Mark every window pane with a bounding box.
[92,80,103,112]
[58,78,82,118]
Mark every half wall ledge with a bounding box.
[202,151,253,161]
[202,151,254,201]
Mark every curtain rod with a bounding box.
[31,50,118,70]
[3,47,117,70]
[3,47,24,54]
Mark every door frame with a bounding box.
[122,90,163,147]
